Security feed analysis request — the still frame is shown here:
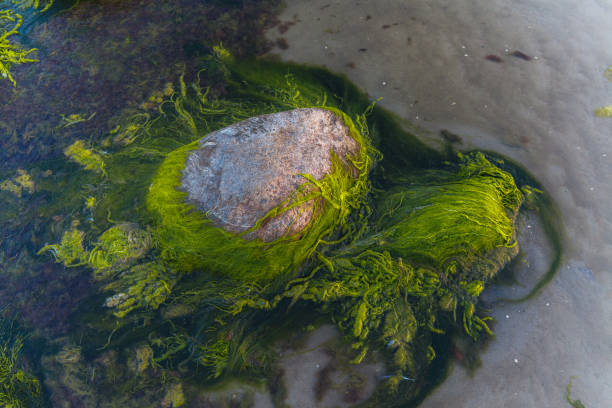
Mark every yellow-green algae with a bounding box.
[595,65,612,117]
[33,53,562,406]
[9,0,53,12]
[0,318,43,408]
[221,151,522,385]
[0,169,34,197]
[594,105,612,117]
[64,140,107,176]
[0,10,38,86]
[565,376,586,408]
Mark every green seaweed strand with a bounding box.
[0,10,38,86]
[566,376,586,408]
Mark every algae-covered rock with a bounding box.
[147,105,373,280]
[181,108,361,242]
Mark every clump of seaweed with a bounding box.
[88,223,151,279]
[0,10,38,86]
[38,223,87,266]
[33,52,559,406]
[594,105,612,117]
[102,261,177,318]
[0,169,34,197]
[39,223,151,277]
[64,140,107,176]
[146,59,378,282]
[223,151,522,384]
[38,223,178,317]
[0,318,43,408]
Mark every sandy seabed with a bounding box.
[265,0,612,406]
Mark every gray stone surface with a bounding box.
[181,108,360,242]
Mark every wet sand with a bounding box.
[266,0,612,406]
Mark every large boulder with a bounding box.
[180,108,361,242]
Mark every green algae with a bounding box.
[39,223,150,275]
[26,52,563,406]
[221,152,523,388]
[88,223,151,278]
[0,318,43,408]
[479,151,564,303]
[9,0,53,12]
[146,107,375,282]
[595,65,612,117]
[594,105,612,117]
[0,169,34,197]
[161,383,185,408]
[64,140,107,176]
[38,223,87,266]
[59,112,96,128]
[566,376,586,408]
[102,261,177,318]
[0,9,38,86]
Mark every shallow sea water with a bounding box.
[1,0,611,407]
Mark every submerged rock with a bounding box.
[181,108,361,242]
